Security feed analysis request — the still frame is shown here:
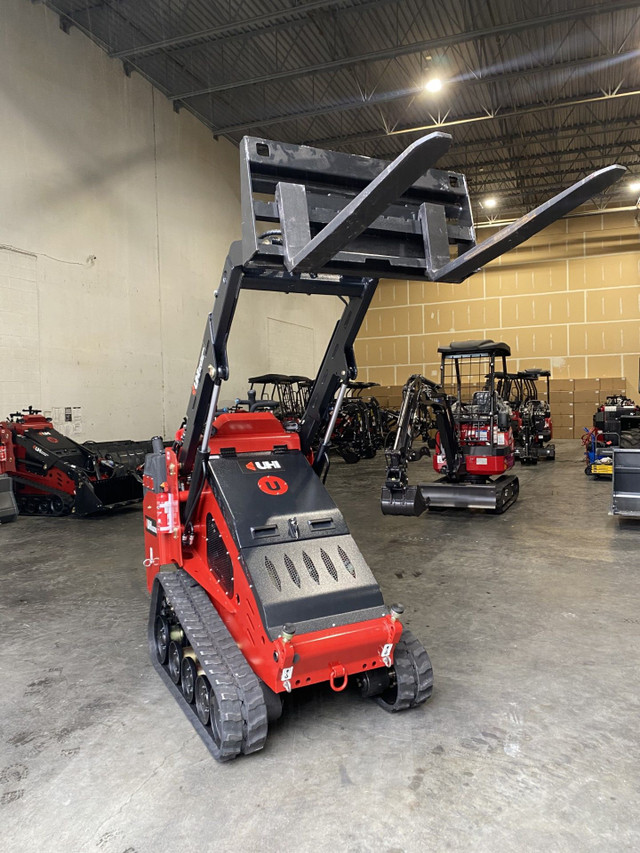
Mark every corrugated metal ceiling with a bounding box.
[43,0,640,219]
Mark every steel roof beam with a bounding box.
[437,116,640,159]
[211,49,640,136]
[110,0,397,60]
[455,145,640,177]
[307,87,640,147]
[169,1,640,101]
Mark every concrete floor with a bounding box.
[1,439,639,853]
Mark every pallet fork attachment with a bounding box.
[144,132,624,759]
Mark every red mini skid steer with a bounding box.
[143,133,623,760]
[0,408,143,516]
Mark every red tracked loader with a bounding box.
[143,132,623,760]
[0,407,142,516]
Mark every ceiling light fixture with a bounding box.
[629,180,640,192]
[483,197,497,209]
[424,77,443,93]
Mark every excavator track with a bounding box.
[149,568,269,761]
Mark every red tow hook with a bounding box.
[329,664,348,692]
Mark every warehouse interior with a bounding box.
[1,1,640,852]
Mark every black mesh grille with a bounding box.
[320,548,339,581]
[283,554,301,588]
[265,556,281,591]
[302,551,320,584]
[337,545,356,577]
[206,513,234,597]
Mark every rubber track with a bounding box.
[155,572,243,761]
[157,570,268,758]
[401,629,434,708]
[494,476,519,514]
[174,571,268,755]
[376,628,433,712]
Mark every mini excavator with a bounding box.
[142,132,623,760]
[382,340,519,516]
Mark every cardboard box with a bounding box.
[554,427,575,439]
[551,390,574,409]
[573,389,601,404]
[549,379,575,392]
[573,406,597,429]
[552,413,574,428]
[573,378,600,391]
[599,378,627,396]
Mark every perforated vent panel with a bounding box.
[283,554,301,588]
[206,513,234,597]
[265,556,281,592]
[337,545,356,577]
[302,551,320,584]
[244,534,385,634]
[320,549,339,582]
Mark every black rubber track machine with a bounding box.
[496,369,555,465]
[142,133,623,760]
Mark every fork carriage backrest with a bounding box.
[240,134,475,281]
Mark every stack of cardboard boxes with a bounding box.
[370,385,405,410]
[543,378,627,439]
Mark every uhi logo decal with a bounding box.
[257,475,288,495]
[246,460,282,471]
[192,346,206,396]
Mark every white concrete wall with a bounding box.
[0,0,341,440]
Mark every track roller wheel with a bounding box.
[168,641,182,684]
[50,495,66,516]
[209,690,225,750]
[375,629,433,713]
[154,615,170,664]
[180,656,197,704]
[195,675,211,725]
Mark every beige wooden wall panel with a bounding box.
[354,210,640,392]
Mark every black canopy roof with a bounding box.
[438,339,511,357]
